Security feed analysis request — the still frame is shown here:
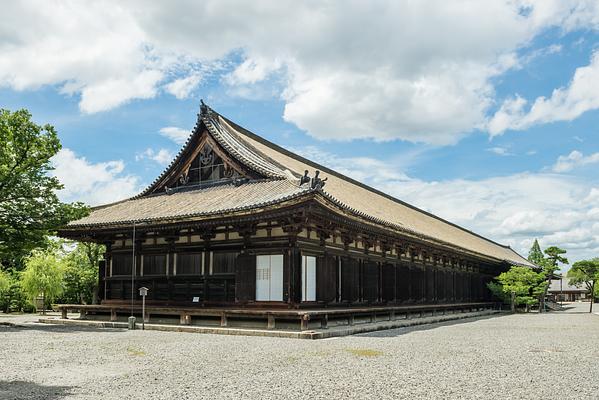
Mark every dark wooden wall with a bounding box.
[102,241,497,307]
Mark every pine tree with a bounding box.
[527,239,544,265]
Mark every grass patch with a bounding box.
[346,348,383,357]
[127,347,146,356]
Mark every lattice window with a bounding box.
[212,252,238,274]
[177,253,203,275]
[143,254,166,275]
[179,144,236,186]
[112,254,132,276]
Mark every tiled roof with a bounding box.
[203,113,288,179]
[211,112,535,268]
[548,279,589,292]
[70,179,309,227]
[67,104,534,267]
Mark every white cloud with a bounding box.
[136,148,174,165]
[159,127,190,145]
[551,150,599,172]
[79,70,164,113]
[486,147,514,156]
[51,148,141,205]
[295,146,599,263]
[489,50,599,135]
[164,73,202,99]
[2,1,599,144]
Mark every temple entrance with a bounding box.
[255,254,284,301]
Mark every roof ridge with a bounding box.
[202,113,288,179]
[214,110,517,253]
[134,102,291,199]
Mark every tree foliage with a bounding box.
[0,109,88,269]
[0,269,35,313]
[60,242,104,304]
[488,266,546,311]
[538,246,568,312]
[20,249,65,313]
[567,259,599,313]
[0,267,9,294]
[527,239,544,265]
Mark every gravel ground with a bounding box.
[1,303,598,400]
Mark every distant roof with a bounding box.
[548,279,589,293]
[66,103,534,267]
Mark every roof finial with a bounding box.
[200,99,208,115]
[310,170,327,189]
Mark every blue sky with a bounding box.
[2,1,599,266]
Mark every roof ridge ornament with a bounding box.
[311,170,327,190]
[299,169,327,189]
[200,99,209,116]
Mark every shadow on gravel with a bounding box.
[357,313,511,338]
[0,323,126,334]
[0,380,75,399]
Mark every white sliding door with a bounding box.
[256,254,284,301]
[302,255,316,302]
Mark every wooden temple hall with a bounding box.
[58,101,534,334]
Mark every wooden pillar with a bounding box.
[300,314,310,331]
[180,313,191,325]
[288,247,302,305]
[321,314,328,329]
[103,241,111,301]
[220,312,228,327]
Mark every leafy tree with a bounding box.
[0,109,88,269]
[0,270,35,313]
[20,250,65,314]
[60,242,104,304]
[488,266,546,312]
[539,246,568,312]
[567,259,599,313]
[0,267,8,294]
[527,239,544,265]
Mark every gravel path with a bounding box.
[1,303,598,400]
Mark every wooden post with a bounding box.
[389,310,395,321]
[348,314,355,326]
[300,314,310,331]
[220,312,228,327]
[79,309,87,319]
[61,308,68,320]
[180,313,190,325]
[267,314,276,329]
[110,309,117,322]
[320,314,328,329]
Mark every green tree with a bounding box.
[0,270,35,313]
[0,109,88,269]
[488,266,546,312]
[61,242,104,304]
[20,250,65,314]
[527,239,544,265]
[0,267,9,294]
[539,246,568,312]
[567,259,599,313]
